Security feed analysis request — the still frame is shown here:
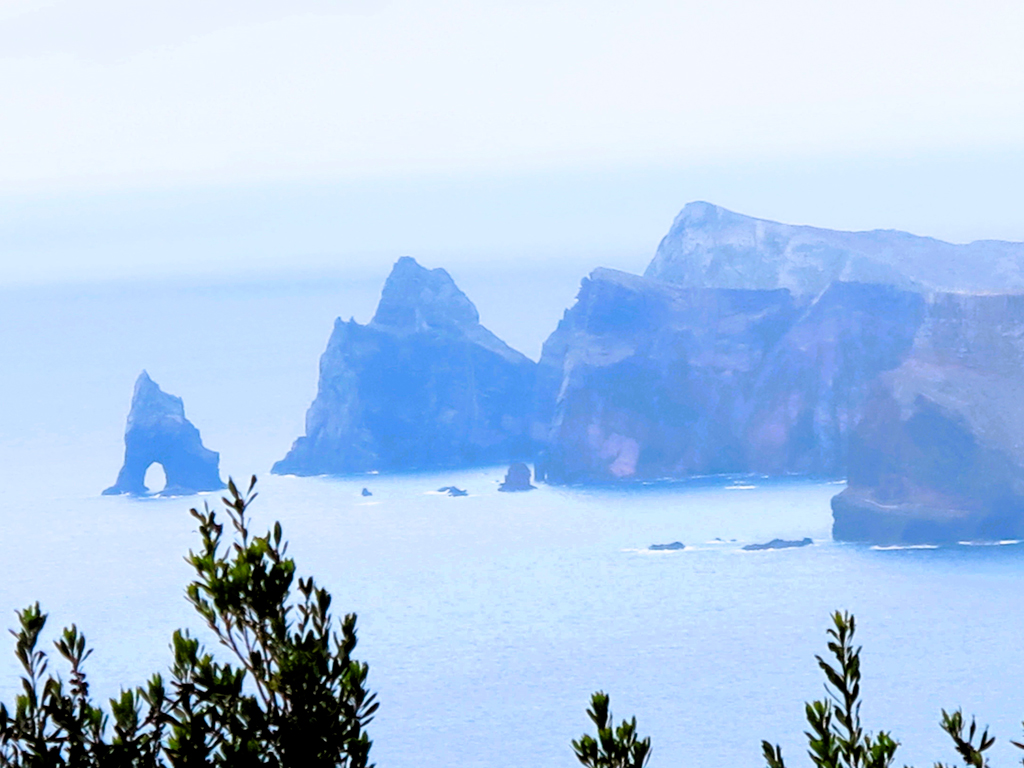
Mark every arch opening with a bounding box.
[144,462,167,494]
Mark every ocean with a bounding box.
[1,273,1023,767]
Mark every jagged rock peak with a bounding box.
[103,372,224,497]
[271,258,537,477]
[372,256,480,333]
[128,370,186,428]
[370,256,528,365]
[645,201,1024,296]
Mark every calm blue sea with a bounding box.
[1,273,1024,767]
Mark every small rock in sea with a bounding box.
[361,488,372,497]
[742,537,813,551]
[498,462,535,492]
[437,486,468,497]
[649,541,685,551]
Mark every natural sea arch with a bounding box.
[143,462,167,495]
[102,372,224,496]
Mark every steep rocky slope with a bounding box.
[535,201,1024,543]
[273,257,536,475]
[534,270,923,483]
[742,281,925,475]
[832,294,1024,544]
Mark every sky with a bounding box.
[1,0,1023,284]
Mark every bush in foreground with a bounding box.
[572,692,651,768]
[573,610,1019,768]
[0,477,377,767]
[760,611,1011,768]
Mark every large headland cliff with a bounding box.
[274,202,1024,545]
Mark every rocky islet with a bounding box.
[272,257,537,476]
[103,371,224,497]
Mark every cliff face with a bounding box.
[742,281,925,476]
[646,201,1024,296]
[832,294,1024,544]
[535,270,922,483]
[535,269,797,482]
[537,265,1024,544]
[537,201,1024,542]
[273,257,536,476]
[103,372,224,496]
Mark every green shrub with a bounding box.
[572,692,651,768]
[0,477,377,767]
[762,610,1008,768]
[575,610,1021,768]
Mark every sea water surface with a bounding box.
[2,275,1024,767]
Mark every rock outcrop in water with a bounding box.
[498,462,534,491]
[646,201,1024,296]
[103,372,224,496]
[832,294,1024,545]
[273,257,536,476]
[743,538,812,551]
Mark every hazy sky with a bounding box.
[1,0,1023,284]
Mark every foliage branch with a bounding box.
[0,477,376,767]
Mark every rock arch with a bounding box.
[143,461,168,494]
[103,371,224,496]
